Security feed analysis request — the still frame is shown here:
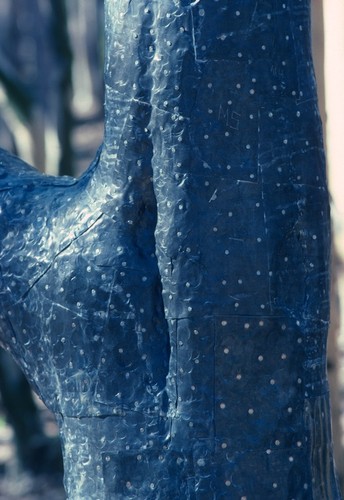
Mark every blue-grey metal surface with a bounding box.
[0,1,341,498]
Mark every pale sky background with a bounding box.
[322,1,344,221]
[318,0,344,478]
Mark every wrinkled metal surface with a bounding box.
[0,0,341,498]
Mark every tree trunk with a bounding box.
[0,1,341,498]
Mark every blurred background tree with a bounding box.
[0,0,104,176]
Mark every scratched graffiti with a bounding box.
[218,104,241,130]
